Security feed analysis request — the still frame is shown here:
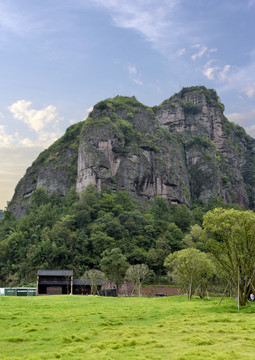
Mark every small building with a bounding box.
[73,278,103,295]
[37,270,73,295]
[36,270,104,296]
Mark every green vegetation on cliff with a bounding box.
[9,86,255,220]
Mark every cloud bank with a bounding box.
[8,100,58,132]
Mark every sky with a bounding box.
[1,0,255,209]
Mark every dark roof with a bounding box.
[37,270,73,276]
[73,278,103,286]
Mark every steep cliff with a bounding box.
[9,121,83,218]
[9,86,255,218]
[156,87,254,207]
[76,96,190,206]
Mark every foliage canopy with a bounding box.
[203,208,255,306]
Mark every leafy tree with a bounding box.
[90,231,116,259]
[118,211,147,237]
[155,235,171,257]
[164,248,215,300]
[83,269,105,295]
[183,224,208,252]
[28,188,50,211]
[100,248,129,294]
[125,264,149,296]
[203,208,255,307]
[79,185,100,220]
[165,223,184,252]
[151,196,171,222]
[5,231,26,265]
[98,193,116,213]
[191,203,205,226]
[0,210,16,239]
[115,190,135,211]
[172,204,192,233]
[126,245,148,264]
[147,248,164,276]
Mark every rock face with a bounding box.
[9,121,83,218]
[9,86,255,218]
[76,97,189,206]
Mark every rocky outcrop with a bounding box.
[156,87,252,208]
[9,87,255,218]
[76,97,190,206]
[9,121,83,218]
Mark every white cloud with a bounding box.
[242,82,255,98]
[87,0,182,55]
[83,106,93,119]
[125,63,143,86]
[8,100,58,132]
[220,55,255,99]
[203,60,217,80]
[245,124,255,138]
[17,131,60,148]
[127,64,137,75]
[0,100,63,151]
[0,2,44,41]
[0,125,14,148]
[191,44,208,61]
[177,48,186,56]
[226,109,255,138]
[226,110,255,126]
[0,146,43,208]
[218,64,231,81]
[202,61,231,82]
[133,78,143,86]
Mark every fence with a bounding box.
[3,287,36,296]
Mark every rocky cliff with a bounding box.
[9,86,255,218]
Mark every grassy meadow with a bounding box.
[0,295,255,360]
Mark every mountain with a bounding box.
[9,86,255,218]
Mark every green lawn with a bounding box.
[0,295,255,359]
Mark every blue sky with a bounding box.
[1,0,255,209]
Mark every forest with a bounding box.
[0,184,246,289]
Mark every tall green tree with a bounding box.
[83,269,105,295]
[125,264,149,296]
[100,247,129,294]
[172,204,192,232]
[203,208,255,307]
[164,248,215,300]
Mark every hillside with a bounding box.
[9,86,255,218]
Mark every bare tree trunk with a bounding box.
[237,271,240,311]
[188,277,193,300]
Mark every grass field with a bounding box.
[0,295,255,360]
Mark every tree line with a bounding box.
[0,185,254,306]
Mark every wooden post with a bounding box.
[36,275,39,296]
[71,276,73,295]
[218,281,230,306]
